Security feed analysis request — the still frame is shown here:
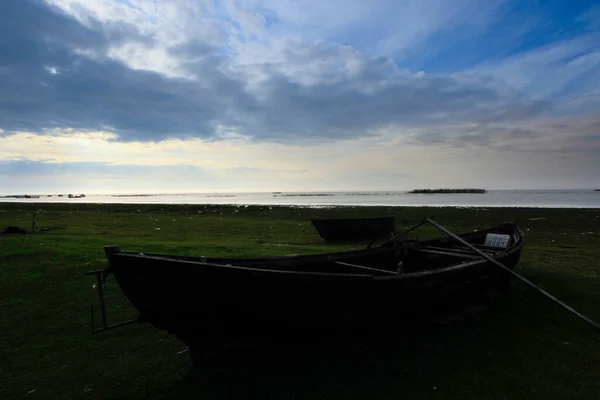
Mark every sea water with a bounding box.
[1,190,599,208]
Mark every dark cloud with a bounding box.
[403,115,600,160]
[244,71,549,143]
[0,0,551,143]
[406,124,542,147]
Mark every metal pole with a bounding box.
[91,305,95,333]
[84,265,141,334]
[377,220,428,247]
[366,225,387,248]
[96,273,108,330]
[334,261,396,275]
[425,218,600,332]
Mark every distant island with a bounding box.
[1,194,41,199]
[595,189,600,192]
[0,193,90,199]
[408,188,487,194]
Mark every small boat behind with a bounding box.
[311,216,396,241]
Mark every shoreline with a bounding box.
[1,188,597,209]
[0,200,598,210]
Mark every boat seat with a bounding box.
[484,233,511,249]
[425,245,503,255]
[416,249,481,259]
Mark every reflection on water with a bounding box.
[1,189,599,208]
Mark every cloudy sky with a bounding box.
[1,0,599,194]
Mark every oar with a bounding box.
[366,224,390,248]
[425,218,600,332]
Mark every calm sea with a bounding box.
[1,190,599,208]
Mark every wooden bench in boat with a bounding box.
[417,248,482,259]
[424,245,504,255]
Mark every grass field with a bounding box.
[1,203,599,399]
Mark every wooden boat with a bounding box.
[94,221,524,357]
[311,216,396,240]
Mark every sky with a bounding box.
[1,0,599,194]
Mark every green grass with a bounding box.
[1,203,599,399]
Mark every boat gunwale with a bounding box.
[137,244,400,264]
[108,226,525,281]
[310,216,395,223]
[131,223,521,265]
[111,252,376,279]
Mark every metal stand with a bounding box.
[83,268,142,333]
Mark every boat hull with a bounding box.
[311,216,395,241]
[106,226,523,350]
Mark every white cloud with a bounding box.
[224,0,266,37]
[1,0,599,192]
[235,0,506,57]
[2,0,553,144]
[468,34,600,102]
[48,0,230,76]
